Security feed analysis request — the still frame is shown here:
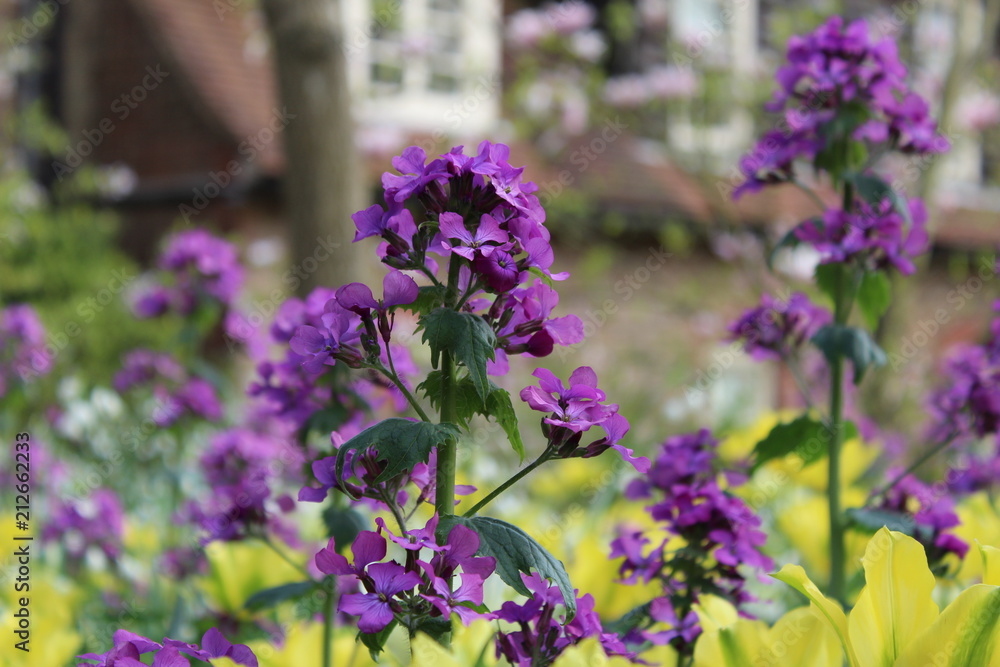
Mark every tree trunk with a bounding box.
[261,0,363,296]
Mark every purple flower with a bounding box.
[473,246,520,293]
[381,146,450,203]
[289,301,361,373]
[0,304,52,392]
[794,195,929,274]
[78,628,256,667]
[43,489,124,562]
[340,561,423,633]
[352,203,417,243]
[439,212,509,261]
[872,471,968,563]
[727,292,831,361]
[421,573,489,624]
[315,531,388,577]
[336,271,419,345]
[520,367,614,433]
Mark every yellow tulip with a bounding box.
[774,527,1000,666]
[691,595,841,667]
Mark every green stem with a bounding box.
[376,356,431,422]
[435,255,464,520]
[865,433,957,507]
[322,576,337,667]
[827,183,856,605]
[463,448,554,517]
[261,536,312,580]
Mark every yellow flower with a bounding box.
[247,622,378,667]
[197,539,307,616]
[0,573,81,667]
[774,527,1000,666]
[409,619,497,667]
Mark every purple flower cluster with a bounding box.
[520,366,649,472]
[351,142,582,364]
[611,430,772,656]
[926,343,1000,444]
[872,471,969,564]
[114,349,223,427]
[42,489,124,563]
[494,573,635,665]
[0,304,52,395]
[794,195,929,274]
[735,16,947,198]
[132,229,244,318]
[315,517,496,634]
[78,628,256,667]
[191,426,304,543]
[727,292,831,361]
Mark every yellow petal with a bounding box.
[692,618,768,667]
[895,584,1000,667]
[848,527,939,667]
[410,633,464,667]
[693,594,739,633]
[550,638,634,666]
[772,564,859,667]
[757,606,842,667]
[981,543,1000,586]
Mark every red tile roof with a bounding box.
[128,0,283,174]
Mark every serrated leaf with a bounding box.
[417,371,485,428]
[335,418,460,487]
[483,387,525,461]
[856,271,892,330]
[322,506,367,549]
[243,581,317,611]
[359,619,397,660]
[811,324,887,384]
[441,515,576,619]
[420,308,497,400]
[750,415,859,472]
[410,284,447,315]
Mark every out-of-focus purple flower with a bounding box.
[727,292,831,361]
[193,427,304,543]
[0,304,52,393]
[115,349,222,427]
[42,489,124,562]
[132,229,244,319]
[612,429,772,658]
[794,195,929,274]
[927,344,1000,443]
[872,471,968,563]
[78,628,257,667]
[734,16,947,197]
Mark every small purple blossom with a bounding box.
[727,292,831,361]
[0,304,52,394]
[77,628,257,667]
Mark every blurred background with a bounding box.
[2,0,1000,441]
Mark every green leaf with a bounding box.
[321,506,367,548]
[811,324,887,384]
[814,262,845,307]
[359,619,397,660]
[856,271,892,330]
[484,387,525,461]
[410,285,447,315]
[845,508,916,535]
[334,418,460,487]
[243,581,317,611]
[420,308,497,401]
[417,371,484,428]
[750,415,859,473]
[847,173,912,227]
[303,404,351,437]
[411,616,452,642]
[441,516,577,619]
